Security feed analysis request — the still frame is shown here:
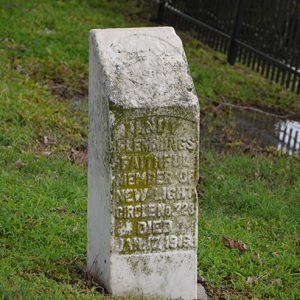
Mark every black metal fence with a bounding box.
[155,0,300,93]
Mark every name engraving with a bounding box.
[112,115,198,254]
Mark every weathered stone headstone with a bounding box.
[88,27,200,299]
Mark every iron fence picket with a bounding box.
[293,131,299,153]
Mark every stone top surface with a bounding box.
[90,27,198,109]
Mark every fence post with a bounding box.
[228,0,246,65]
[157,0,167,23]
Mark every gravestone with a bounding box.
[88,27,200,299]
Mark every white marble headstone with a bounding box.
[88,27,200,299]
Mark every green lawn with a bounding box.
[0,0,299,299]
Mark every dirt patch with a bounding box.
[48,75,87,101]
[207,286,251,300]
[47,63,88,101]
[198,277,251,300]
[68,146,88,168]
[48,82,85,100]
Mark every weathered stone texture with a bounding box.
[88,27,200,299]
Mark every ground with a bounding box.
[0,0,299,299]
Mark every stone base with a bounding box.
[197,283,208,300]
[109,252,197,299]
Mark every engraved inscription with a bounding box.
[112,115,198,254]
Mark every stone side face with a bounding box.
[88,27,200,300]
[87,32,111,289]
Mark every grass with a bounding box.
[0,0,299,299]
[198,152,300,299]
